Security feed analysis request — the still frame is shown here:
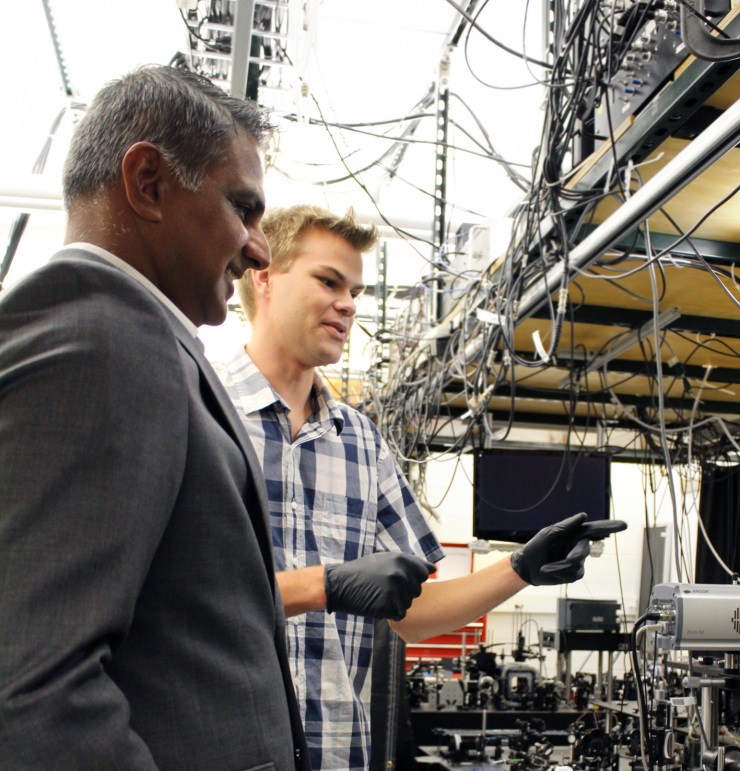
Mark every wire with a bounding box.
[696,506,734,577]
[284,114,532,168]
[675,0,732,38]
[361,0,740,476]
[375,162,489,218]
[631,611,662,771]
[442,0,553,69]
[306,91,438,256]
[645,221,682,583]
[1,107,68,290]
[179,8,231,52]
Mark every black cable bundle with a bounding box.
[368,0,740,471]
[630,610,663,771]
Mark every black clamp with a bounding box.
[681,0,740,62]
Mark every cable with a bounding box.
[463,2,542,91]
[675,0,731,38]
[307,92,437,256]
[363,0,740,473]
[645,221,682,583]
[631,611,662,771]
[442,0,553,69]
[696,506,734,577]
[283,114,532,168]
[278,53,470,276]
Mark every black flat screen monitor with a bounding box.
[473,450,611,543]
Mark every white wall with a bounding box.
[421,444,701,677]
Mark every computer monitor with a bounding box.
[473,450,611,543]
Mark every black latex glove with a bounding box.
[510,513,627,586]
[324,551,436,621]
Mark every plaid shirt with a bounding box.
[214,350,444,771]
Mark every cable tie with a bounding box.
[532,330,550,363]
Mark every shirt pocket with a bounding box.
[312,492,378,565]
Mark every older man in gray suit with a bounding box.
[0,67,309,771]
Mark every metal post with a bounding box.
[384,88,435,181]
[606,653,614,732]
[481,706,487,752]
[431,51,452,322]
[230,0,256,98]
[597,651,603,700]
[433,63,450,255]
[374,241,389,385]
[41,0,74,97]
[701,686,719,755]
[377,241,388,330]
[556,642,566,684]
[340,333,351,404]
[4,3,72,292]
[461,631,467,682]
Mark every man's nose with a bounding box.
[336,290,357,317]
[244,228,271,271]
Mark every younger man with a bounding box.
[216,205,625,771]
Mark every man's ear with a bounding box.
[251,267,272,300]
[120,142,168,223]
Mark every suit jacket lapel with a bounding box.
[167,319,278,590]
[50,248,277,589]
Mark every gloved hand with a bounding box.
[324,551,436,621]
[510,513,627,586]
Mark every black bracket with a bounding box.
[681,0,740,62]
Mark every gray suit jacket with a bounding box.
[0,249,310,771]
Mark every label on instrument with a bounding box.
[476,308,502,325]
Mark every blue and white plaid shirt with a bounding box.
[215,350,444,771]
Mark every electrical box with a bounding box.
[595,17,687,139]
[556,598,621,632]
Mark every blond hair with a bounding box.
[237,205,379,320]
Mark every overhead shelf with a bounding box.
[466,9,740,434]
[589,138,740,243]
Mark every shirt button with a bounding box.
[291,501,297,510]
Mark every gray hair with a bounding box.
[62,65,274,206]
